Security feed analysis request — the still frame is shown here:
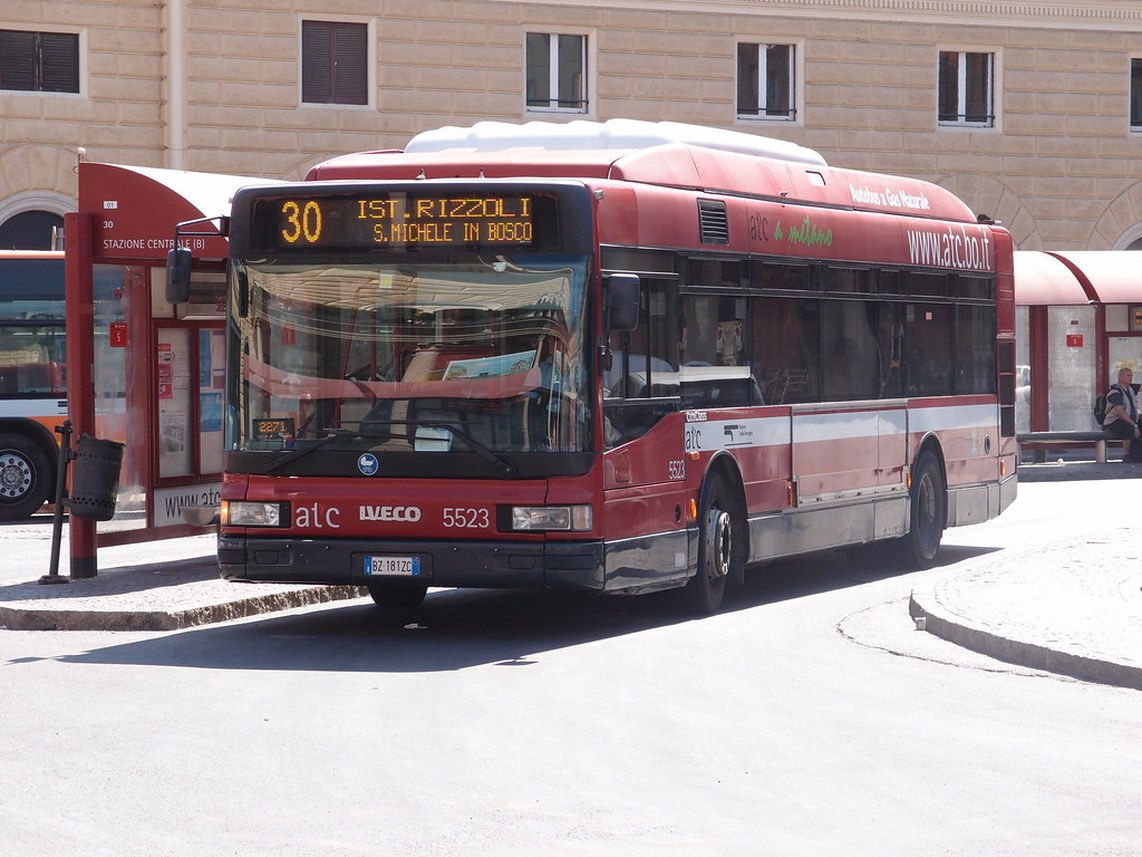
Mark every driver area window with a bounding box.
[604,278,680,446]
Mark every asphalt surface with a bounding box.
[2,456,1140,692]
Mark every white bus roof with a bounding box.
[404,119,828,167]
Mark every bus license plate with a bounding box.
[365,555,421,577]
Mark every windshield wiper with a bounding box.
[261,429,385,477]
[262,422,517,478]
[413,421,517,478]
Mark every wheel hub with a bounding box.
[710,509,732,579]
[0,453,32,499]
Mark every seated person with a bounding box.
[1102,367,1141,461]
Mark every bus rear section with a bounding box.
[0,251,67,520]
[215,120,1017,613]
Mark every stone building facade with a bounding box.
[2,0,1142,249]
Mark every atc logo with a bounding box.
[357,453,379,476]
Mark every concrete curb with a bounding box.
[0,586,368,632]
[909,535,1142,691]
[1017,460,1142,482]
[908,594,1142,691]
[0,557,368,632]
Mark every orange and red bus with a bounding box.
[0,250,67,520]
[212,119,1017,613]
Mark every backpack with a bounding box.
[1094,388,1111,424]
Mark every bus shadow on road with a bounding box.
[54,542,1000,674]
[734,542,1000,607]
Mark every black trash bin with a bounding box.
[70,434,124,522]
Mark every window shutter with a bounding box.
[302,21,366,105]
[39,32,79,93]
[0,30,38,91]
[302,21,333,103]
[332,24,367,105]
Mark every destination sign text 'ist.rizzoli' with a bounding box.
[267,194,538,250]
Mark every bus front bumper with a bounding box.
[217,535,606,591]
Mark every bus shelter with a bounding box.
[1015,250,1140,435]
[65,161,262,577]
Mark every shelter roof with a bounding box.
[78,162,271,261]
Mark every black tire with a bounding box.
[684,472,743,615]
[0,432,53,521]
[366,580,429,609]
[899,450,946,568]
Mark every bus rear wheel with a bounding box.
[0,433,53,521]
[898,450,946,568]
[366,580,429,609]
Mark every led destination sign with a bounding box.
[252,192,548,252]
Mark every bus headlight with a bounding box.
[511,505,592,532]
[222,500,288,527]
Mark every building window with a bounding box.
[737,43,796,120]
[0,30,79,93]
[938,50,995,127]
[301,21,367,105]
[526,33,587,112]
[1131,59,1142,131]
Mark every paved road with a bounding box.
[3,521,1140,856]
[4,464,1142,855]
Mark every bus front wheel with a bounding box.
[366,580,429,609]
[0,432,53,521]
[685,472,742,615]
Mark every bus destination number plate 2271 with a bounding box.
[365,556,421,577]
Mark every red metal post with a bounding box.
[1094,304,1108,391]
[65,211,98,578]
[1028,305,1049,432]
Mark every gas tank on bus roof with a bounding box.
[304,119,980,224]
[404,118,828,166]
[305,118,826,182]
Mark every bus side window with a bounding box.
[821,300,879,401]
[681,295,717,368]
[604,279,680,399]
[603,278,680,446]
[751,296,820,404]
[877,302,904,398]
[904,302,954,396]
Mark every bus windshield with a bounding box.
[0,255,66,398]
[227,255,593,466]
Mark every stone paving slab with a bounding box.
[910,529,1142,691]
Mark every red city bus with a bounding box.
[213,120,1017,613]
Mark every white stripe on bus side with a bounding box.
[0,398,67,418]
[686,402,998,452]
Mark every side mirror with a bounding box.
[606,273,640,332]
[165,246,192,304]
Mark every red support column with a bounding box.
[1028,305,1049,432]
[65,211,98,578]
[1094,304,1108,390]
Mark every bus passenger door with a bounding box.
[602,276,691,587]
